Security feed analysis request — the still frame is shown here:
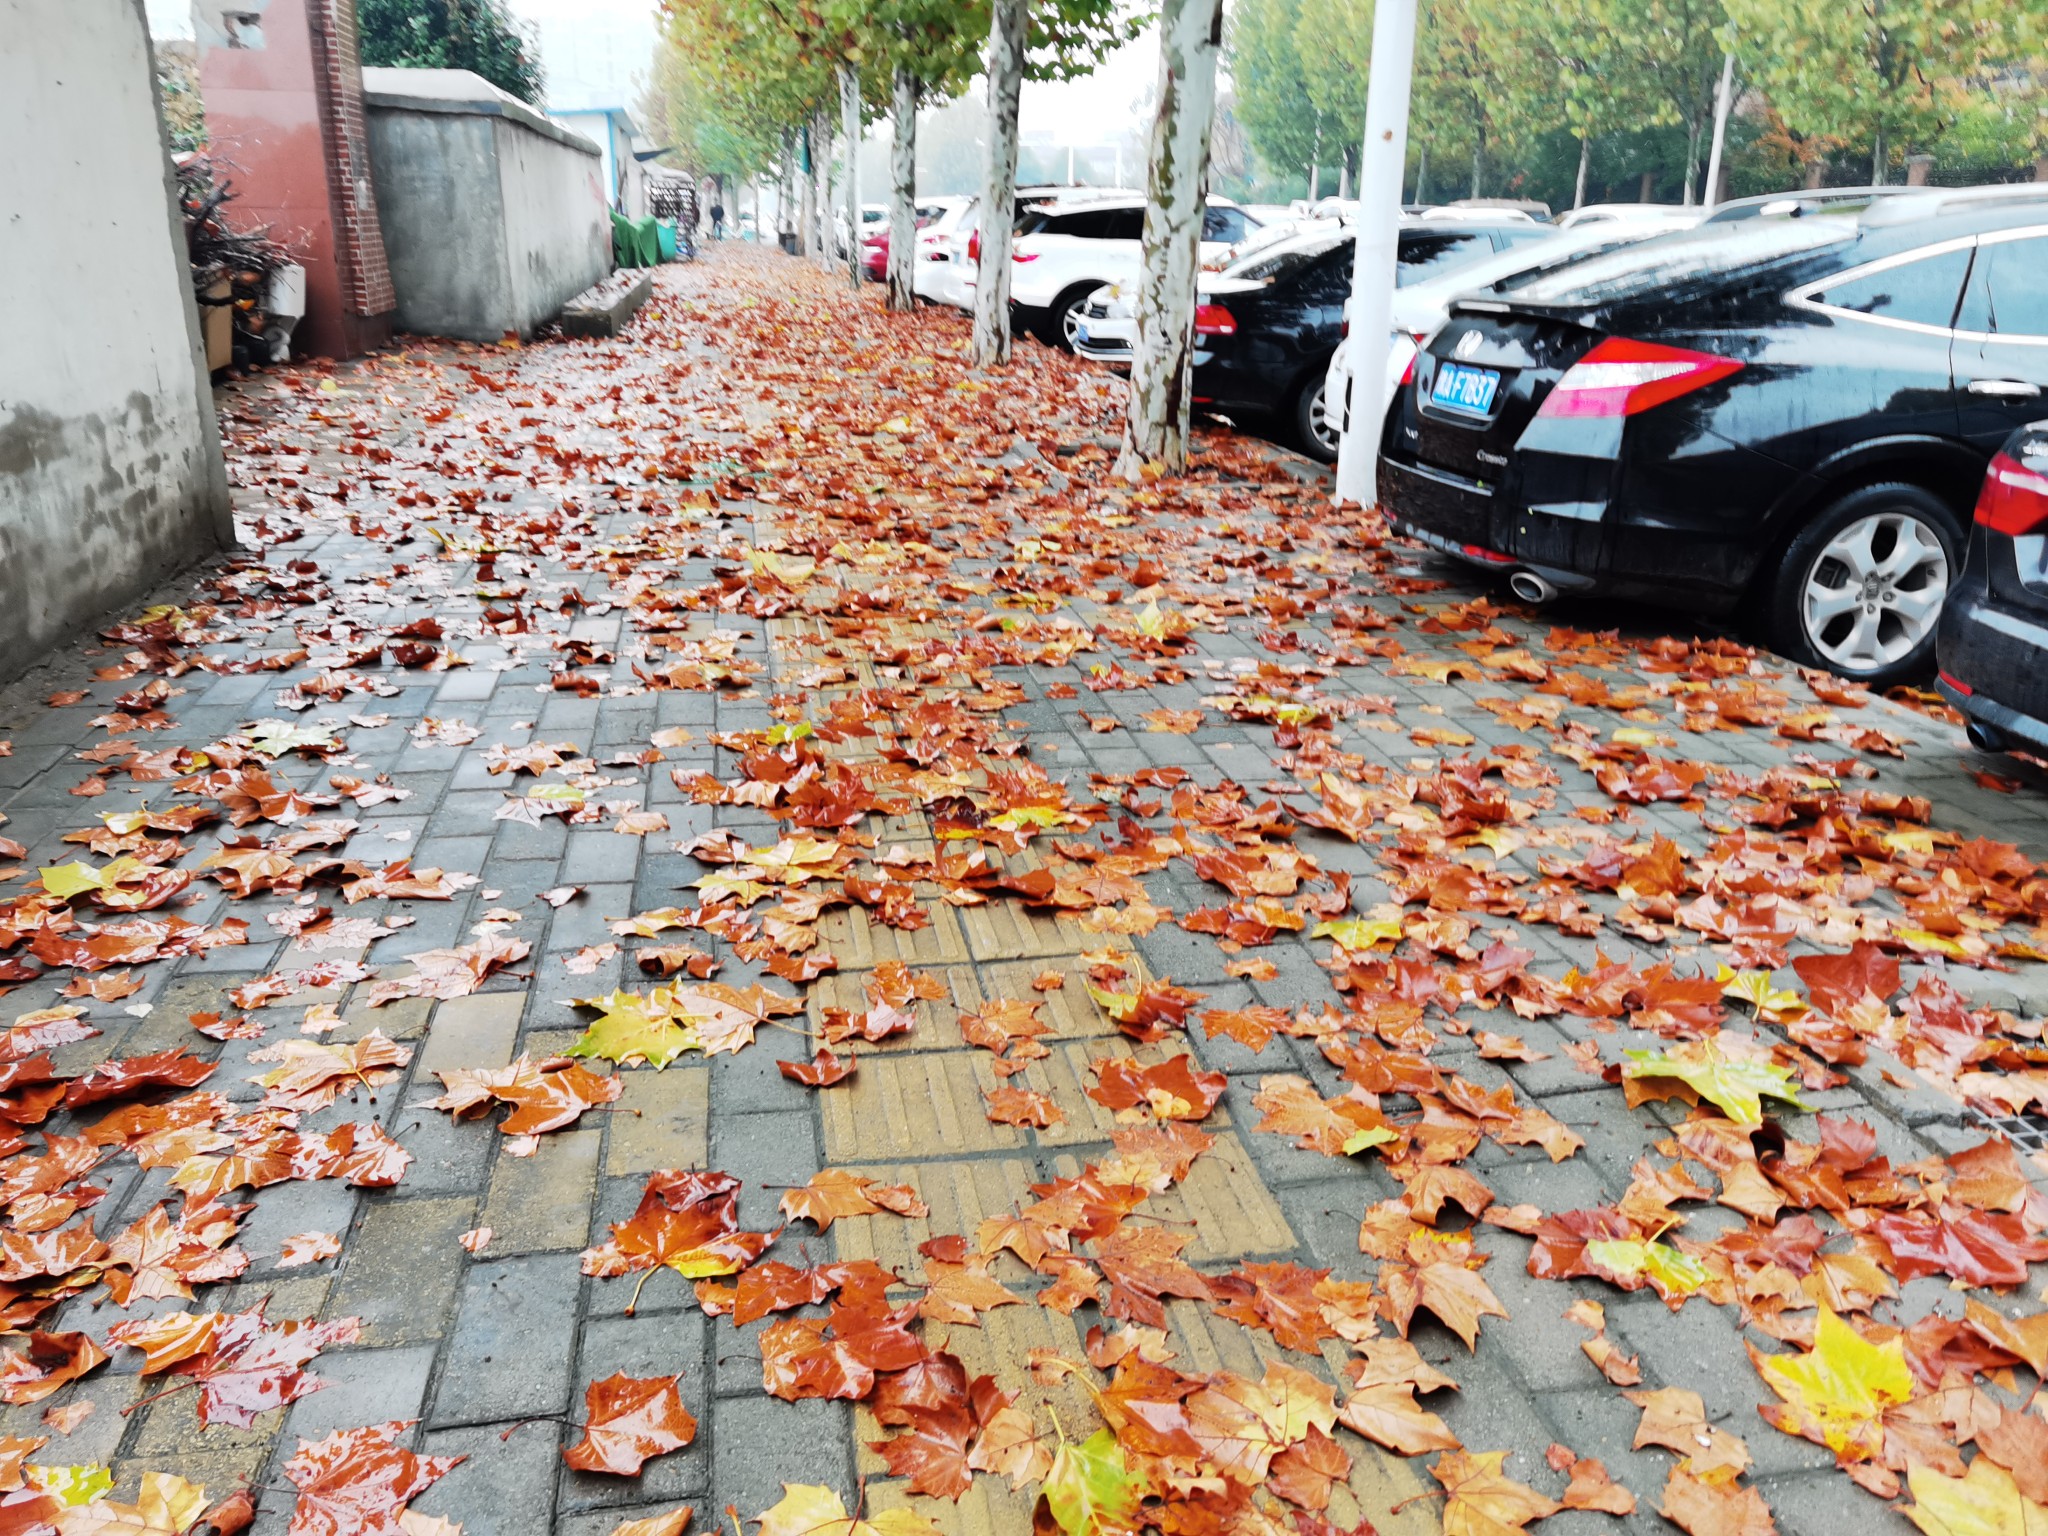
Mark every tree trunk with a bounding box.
[972,0,1029,368]
[813,108,834,270]
[1470,138,1482,199]
[800,123,819,258]
[886,65,918,311]
[1573,134,1589,210]
[1338,159,1351,199]
[1115,0,1226,479]
[1308,162,1320,199]
[1413,146,1428,204]
[1682,119,1701,205]
[840,64,863,289]
[1871,127,1887,186]
[1308,115,1321,200]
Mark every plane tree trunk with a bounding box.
[1115,0,1226,478]
[971,0,1027,367]
[886,64,918,312]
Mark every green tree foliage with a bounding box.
[357,0,545,105]
[1723,0,2033,183]
[1228,0,2048,208]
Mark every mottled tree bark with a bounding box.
[812,107,833,270]
[840,63,862,289]
[1116,0,1225,478]
[971,0,1028,368]
[887,63,918,312]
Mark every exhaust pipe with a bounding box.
[1508,570,1557,604]
[1965,720,2008,753]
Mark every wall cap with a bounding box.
[361,67,600,156]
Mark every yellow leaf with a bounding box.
[1905,1455,2048,1536]
[1754,1306,1912,1462]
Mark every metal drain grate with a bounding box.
[1971,1110,2048,1155]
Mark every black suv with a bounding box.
[1378,188,2048,685]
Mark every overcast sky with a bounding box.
[146,0,1160,142]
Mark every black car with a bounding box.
[1187,220,1555,462]
[1378,188,2048,686]
[1936,421,2048,753]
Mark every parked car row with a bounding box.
[1380,186,2048,691]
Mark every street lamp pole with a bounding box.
[1332,0,1420,508]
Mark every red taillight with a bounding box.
[968,230,980,263]
[1462,543,1516,564]
[1536,337,1743,419]
[1974,451,2048,536]
[1939,670,1975,697]
[1012,250,1038,262]
[1400,350,1417,387]
[1194,304,1236,337]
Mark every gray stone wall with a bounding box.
[0,0,232,681]
[363,68,610,342]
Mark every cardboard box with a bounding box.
[202,279,231,371]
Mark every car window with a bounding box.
[1395,231,1488,285]
[1958,235,2048,339]
[1495,227,1557,249]
[1290,251,1351,305]
[1807,247,1970,329]
[1203,207,1249,243]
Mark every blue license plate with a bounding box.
[1431,361,1501,417]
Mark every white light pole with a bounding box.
[1703,50,1736,211]
[1332,0,1420,508]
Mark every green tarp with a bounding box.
[656,221,678,261]
[612,210,660,269]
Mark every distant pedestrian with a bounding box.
[710,202,725,240]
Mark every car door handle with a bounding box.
[1967,378,2042,397]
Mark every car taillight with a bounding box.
[1400,351,1417,387]
[1013,250,1038,262]
[1974,451,2048,536]
[967,231,979,263]
[1536,337,1743,419]
[1194,304,1236,336]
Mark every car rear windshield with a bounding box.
[1499,219,1856,306]
[1231,232,1351,281]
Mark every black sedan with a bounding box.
[1188,219,1554,461]
[1378,187,2048,686]
[1937,421,2048,754]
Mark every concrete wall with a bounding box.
[362,68,609,342]
[0,0,231,680]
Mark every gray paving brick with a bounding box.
[327,1195,477,1346]
[477,1127,602,1252]
[431,1254,584,1427]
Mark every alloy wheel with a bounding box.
[1305,380,1339,458]
[1060,300,1087,350]
[1800,510,1949,674]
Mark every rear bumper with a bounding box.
[1936,576,2048,753]
[1376,453,1739,614]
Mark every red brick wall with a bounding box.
[309,0,394,318]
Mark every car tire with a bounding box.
[1764,481,1961,688]
[1293,369,1340,463]
[1040,286,1096,351]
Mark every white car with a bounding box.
[833,202,888,258]
[1554,202,1706,231]
[995,195,1262,350]
[1323,219,1686,445]
[914,186,1121,313]
[1072,217,1350,366]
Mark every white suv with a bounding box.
[995,195,1261,349]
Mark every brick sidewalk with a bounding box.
[0,246,2044,1536]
